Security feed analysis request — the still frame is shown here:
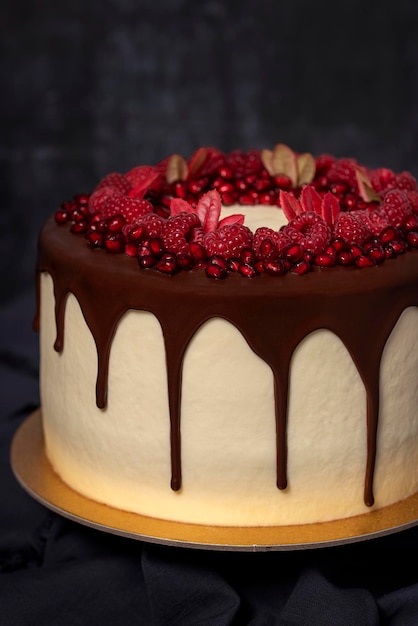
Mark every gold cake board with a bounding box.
[10,410,418,552]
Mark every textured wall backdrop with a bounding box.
[1,0,418,303]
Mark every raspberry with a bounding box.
[407,191,418,213]
[95,172,132,194]
[203,224,253,258]
[326,158,358,189]
[252,227,291,257]
[333,211,372,245]
[123,212,166,239]
[227,150,263,178]
[356,209,390,236]
[88,187,122,214]
[102,195,154,224]
[395,172,417,191]
[161,213,201,254]
[376,189,411,227]
[369,168,396,193]
[284,211,331,254]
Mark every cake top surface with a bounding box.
[54,143,418,278]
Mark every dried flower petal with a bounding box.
[166,154,188,184]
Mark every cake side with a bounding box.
[37,214,418,526]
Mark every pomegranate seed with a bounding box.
[264,259,286,276]
[156,253,179,274]
[388,240,408,255]
[155,205,170,218]
[330,182,348,195]
[239,193,257,205]
[273,174,292,190]
[177,253,194,270]
[188,177,209,195]
[403,215,418,231]
[356,255,376,268]
[148,237,164,256]
[384,246,397,259]
[249,190,260,201]
[71,219,88,234]
[124,242,138,257]
[75,193,90,206]
[330,237,346,253]
[254,260,265,273]
[367,245,385,264]
[324,244,337,260]
[343,193,358,210]
[104,233,124,253]
[245,174,257,186]
[127,224,146,242]
[228,258,241,272]
[221,192,237,205]
[253,178,272,192]
[138,253,158,269]
[206,263,227,279]
[238,263,258,278]
[86,231,104,248]
[338,250,354,266]
[380,226,398,243]
[235,179,249,192]
[107,214,126,233]
[315,253,336,268]
[283,243,304,262]
[208,255,228,271]
[55,209,69,224]
[190,242,206,261]
[173,182,188,199]
[217,182,235,195]
[290,260,311,275]
[259,191,277,205]
[259,238,276,260]
[96,218,109,234]
[406,231,418,247]
[349,244,365,259]
[240,248,256,265]
[218,166,233,179]
[161,195,173,208]
[192,260,208,271]
[71,208,89,223]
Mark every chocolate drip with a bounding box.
[36,217,418,505]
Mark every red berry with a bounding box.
[101,195,154,224]
[203,224,253,259]
[333,212,371,245]
[284,211,331,254]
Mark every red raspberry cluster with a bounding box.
[54,146,418,279]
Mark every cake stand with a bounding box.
[10,410,418,552]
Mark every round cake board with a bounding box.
[10,410,418,552]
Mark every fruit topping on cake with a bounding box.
[54,144,418,278]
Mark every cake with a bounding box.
[34,143,418,527]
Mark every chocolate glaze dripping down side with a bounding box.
[35,217,418,505]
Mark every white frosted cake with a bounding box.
[35,144,418,527]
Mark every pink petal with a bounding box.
[188,147,208,179]
[218,214,245,227]
[170,198,195,216]
[321,192,340,226]
[300,186,322,214]
[126,167,160,198]
[279,190,302,221]
[196,189,222,232]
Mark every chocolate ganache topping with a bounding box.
[35,216,418,506]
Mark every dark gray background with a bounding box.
[2,0,418,306]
